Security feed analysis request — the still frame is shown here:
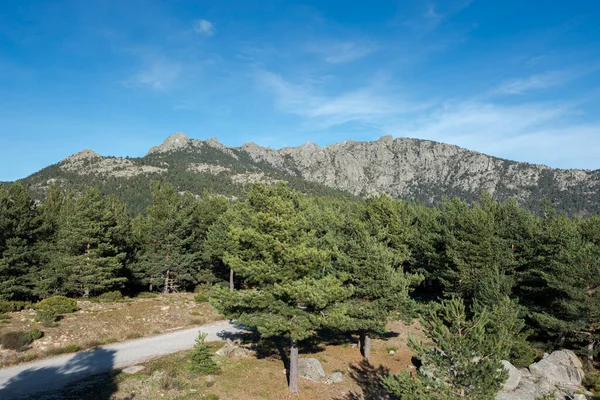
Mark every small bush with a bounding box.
[46,344,81,356]
[101,337,118,345]
[160,364,182,391]
[27,329,43,341]
[194,293,209,303]
[98,291,123,303]
[190,310,201,316]
[206,394,220,400]
[35,296,78,314]
[0,331,34,351]
[0,301,32,313]
[189,332,217,375]
[35,309,58,327]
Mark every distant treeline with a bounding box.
[1,180,600,363]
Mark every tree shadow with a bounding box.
[335,360,392,400]
[0,348,125,400]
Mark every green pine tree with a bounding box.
[189,332,217,375]
[382,297,508,400]
[210,183,352,393]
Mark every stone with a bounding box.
[389,350,396,355]
[298,358,326,382]
[215,340,236,357]
[230,347,252,359]
[500,360,521,392]
[529,349,584,386]
[122,365,145,374]
[496,378,537,400]
[327,372,343,385]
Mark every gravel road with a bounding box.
[0,320,242,399]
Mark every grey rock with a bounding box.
[529,350,584,386]
[496,378,537,400]
[327,372,343,385]
[501,360,522,392]
[122,365,145,374]
[298,358,326,382]
[215,339,250,359]
[147,132,191,155]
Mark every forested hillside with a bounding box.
[16,133,600,215]
[1,180,600,396]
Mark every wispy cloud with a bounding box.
[305,40,376,63]
[257,70,428,128]
[496,71,571,95]
[387,100,600,168]
[193,19,214,36]
[127,58,182,91]
[495,65,600,95]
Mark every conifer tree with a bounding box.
[382,298,508,400]
[211,183,352,393]
[0,183,40,300]
[132,181,206,292]
[53,187,129,296]
[326,198,422,359]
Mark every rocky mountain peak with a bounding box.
[146,132,191,155]
[61,149,101,163]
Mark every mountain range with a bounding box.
[13,132,600,215]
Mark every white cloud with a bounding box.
[257,70,428,128]
[495,65,600,95]
[193,19,214,36]
[387,100,600,169]
[495,71,568,95]
[305,40,376,64]
[128,59,182,91]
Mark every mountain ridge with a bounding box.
[15,133,600,215]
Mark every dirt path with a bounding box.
[0,320,241,399]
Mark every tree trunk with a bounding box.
[163,269,170,294]
[359,331,371,360]
[587,339,594,367]
[229,268,234,292]
[289,337,299,394]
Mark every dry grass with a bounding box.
[43,319,422,400]
[0,293,222,367]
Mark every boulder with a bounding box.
[496,350,587,400]
[230,347,252,359]
[327,372,343,385]
[500,360,521,392]
[298,358,326,382]
[529,349,584,386]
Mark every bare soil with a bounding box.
[0,293,221,367]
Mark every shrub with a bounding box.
[0,301,32,313]
[35,296,78,314]
[0,331,34,351]
[46,344,81,356]
[189,332,217,375]
[194,293,210,303]
[35,309,58,327]
[98,291,123,303]
[27,329,43,341]
[206,395,220,400]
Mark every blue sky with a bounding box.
[1,0,600,181]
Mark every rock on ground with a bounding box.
[298,358,326,382]
[496,350,587,400]
[327,372,343,385]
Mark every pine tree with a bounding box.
[327,198,422,359]
[517,202,600,356]
[189,332,217,375]
[0,183,41,300]
[53,187,128,297]
[382,297,508,400]
[211,183,352,393]
[132,181,205,292]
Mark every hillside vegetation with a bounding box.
[16,133,600,215]
[1,179,600,397]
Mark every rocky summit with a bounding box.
[18,132,600,215]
